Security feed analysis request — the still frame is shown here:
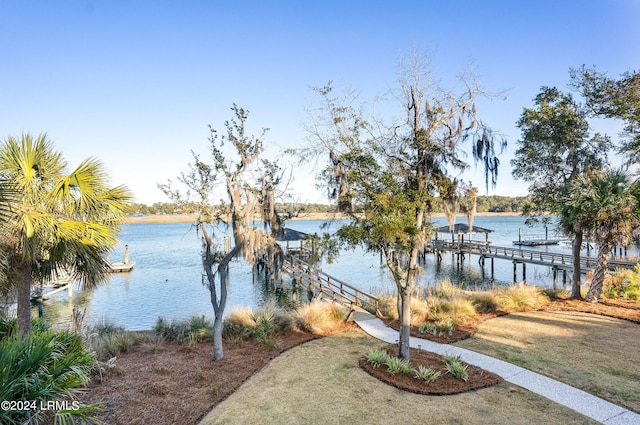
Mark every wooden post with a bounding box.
[518,228,522,243]
[513,262,517,283]
[562,270,567,290]
[522,262,526,283]
[124,245,129,263]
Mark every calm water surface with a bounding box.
[39,215,622,330]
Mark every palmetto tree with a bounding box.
[0,133,131,334]
[561,169,639,302]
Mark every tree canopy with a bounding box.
[302,54,505,361]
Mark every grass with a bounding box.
[455,310,640,413]
[199,327,600,425]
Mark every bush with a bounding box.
[153,315,214,344]
[599,267,640,300]
[386,356,413,375]
[365,349,390,368]
[0,329,102,424]
[222,307,255,341]
[469,292,499,313]
[293,301,347,335]
[443,354,468,381]
[414,365,441,383]
[377,295,398,320]
[429,279,462,299]
[495,283,548,312]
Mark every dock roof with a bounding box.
[434,223,494,234]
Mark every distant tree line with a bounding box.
[129,195,529,216]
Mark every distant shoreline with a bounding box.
[125,211,522,224]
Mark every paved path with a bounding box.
[352,311,640,425]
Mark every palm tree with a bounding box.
[0,133,132,334]
[561,169,639,302]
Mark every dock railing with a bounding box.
[438,241,638,271]
[283,256,381,316]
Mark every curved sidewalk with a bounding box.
[353,311,640,425]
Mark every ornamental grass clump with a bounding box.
[429,279,463,300]
[418,315,457,336]
[154,315,214,344]
[443,354,469,381]
[468,291,499,313]
[414,365,442,383]
[365,349,391,368]
[495,283,548,312]
[377,295,398,320]
[386,356,413,375]
[293,301,347,335]
[222,307,255,341]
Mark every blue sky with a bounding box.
[1,0,638,205]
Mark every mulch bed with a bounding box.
[77,331,317,425]
[359,345,503,395]
[77,298,640,425]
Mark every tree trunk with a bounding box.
[571,231,583,299]
[585,241,613,303]
[212,309,225,361]
[15,264,33,336]
[398,285,412,361]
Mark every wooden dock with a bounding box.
[283,256,381,317]
[434,241,638,283]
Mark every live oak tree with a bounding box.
[511,86,611,299]
[570,66,640,161]
[303,56,505,361]
[160,105,283,361]
[0,133,131,335]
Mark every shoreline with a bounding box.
[125,211,523,224]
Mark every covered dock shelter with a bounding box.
[276,227,317,257]
[434,223,494,243]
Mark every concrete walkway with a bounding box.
[352,311,640,425]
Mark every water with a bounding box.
[38,215,628,330]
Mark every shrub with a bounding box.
[153,316,213,344]
[429,279,462,299]
[409,297,431,325]
[447,297,476,317]
[0,329,102,424]
[418,322,442,337]
[386,356,413,375]
[293,301,347,335]
[186,315,214,342]
[91,318,125,337]
[377,295,398,320]
[469,292,499,313]
[495,284,548,312]
[222,308,255,341]
[414,365,441,383]
[443,354,468,381]
[365,349,390,368]
[599,267,640,300]
[253,302,293,335]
